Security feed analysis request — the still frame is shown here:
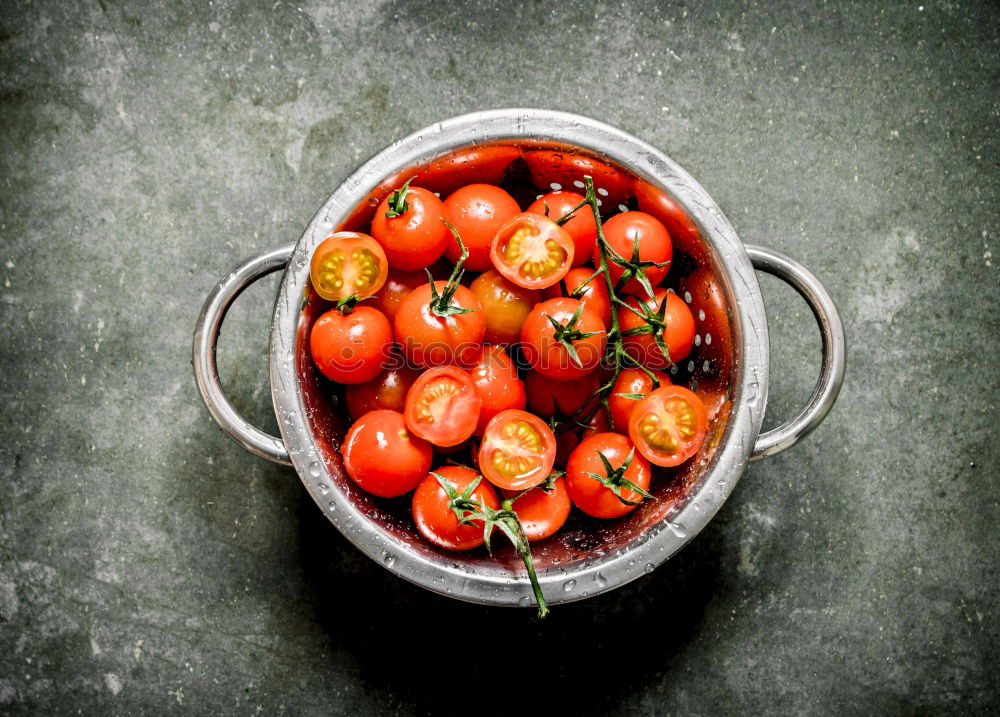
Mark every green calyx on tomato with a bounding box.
[619,291,674,365]
[583,447,655,507]
[545,302,603,368]
[384,176,414,219]
[426,220,476,319]
[431,471,549,618]
[603,229,670,299]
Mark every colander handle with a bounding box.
[193,244,295,466]
[746,245,846,461]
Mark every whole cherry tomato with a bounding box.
[618,289,696,370]
[342,409,432,497]
[443,184,521,271]
[523,370,599,417]
[404,366,482,447]
[478,409,557,491]
[468,269,541,346]
[468,346,526,435]
[371,180,450,271]
[412,466,500,551]
[309,306,393,384]
[394,280,485,368]
[542,267,612,327]
[523,150,632,208]
[601,211,672,296]
[566,432,652,519]
[501,476,571,542]
[608,368,671,434]
[520,297,606,382]
[310,232,388,302]
[526,191,596,266]
[490,213,575,290]
[372,268,428,323]
[628,385,707,467]
[343,363,421,420]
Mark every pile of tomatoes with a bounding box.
[307,170,709,614]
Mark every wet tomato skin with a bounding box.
[601,211,672,296]
[478,409,557,491]
[403,366,482,447]
[344,363,421,420]
[542,267,612,327]
[566,432,652,519]
[412,466,500,551]
[371,185,450,271]
[342,410,433,498]
[309,306,393,385]
[372,268,429,323]
[468,346,526,435]
[310,232,389,302]
[393,281,486,368]
[469,269,541,346]
[628,385,708,467]
[520,297,607,382]
[501,476,572,542]
[527,191,596,266]
[443,184,521,271]
[524,370,599,417]
[490,213,575,290]
[618,289,696,370]
[608,368,672,433]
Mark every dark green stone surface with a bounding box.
[1,0,997,713]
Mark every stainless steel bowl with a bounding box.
[193,109,845,608]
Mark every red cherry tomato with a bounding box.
[520,297,607,382]
[343,363,421,420]
[342,410,432,497]
[628,385,708,467]
[478,409,556,491]
[566,432,652,519]
[404,366,482,447]
[523,370,599,417]
[468,346,526,435]
[618,289,696,369]
[601,211,672,296]
[371,184,450,271]
[412,466,500,551]
[608,368,671,434]
[501,476,571,542]
[443,184,521,271]
[309,232,388,302]
[372,268,427,323]
[523,150,632,208]
[393,280,485,368]
[542,267,612,327]
[526,191,595,266]
[309,306,393,384]
[468,269,541,346]
[490,213,574,290]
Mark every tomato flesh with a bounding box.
[491,213,574,290]
[404,367,482,447]
[310,232,388,302]
[526,191,596,266]
[479,409,556,491]
[628,385,707,467]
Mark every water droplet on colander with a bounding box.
[644,563,656,574]
[562,579,577,592]
[317,482,330,495]
[628,559,636,568]
[518,595,533,607]
[383,553,396,567]
[308,461,321,477]
[595,572,608,588]
[668,522,688,538]
[327,501,337,511]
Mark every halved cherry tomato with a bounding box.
[628,385,707,467]
[309,232,388,302]
[501,476,571,542]
[524,370,599,417]
[520,297,606,382]
[412,466,500,551]
[526,191,596,265]
[608,368,671,434]
[393,280,485,368]
[371,183,450,271]
[523,150,632,208]
[404,366,482,447]
[542,267,612,327]
[566,432,652,519]
[443,184,521,271]
[490,213,574,290]
[618,289,696,370]
[342,409,432,497]
[601,211,672,296]
[468,269,541,346]
[309,306,393,384]
[478,409,556,491]
[344,363,421,420]
[468,346,526,435]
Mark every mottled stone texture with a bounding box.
[0,0,997,714]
